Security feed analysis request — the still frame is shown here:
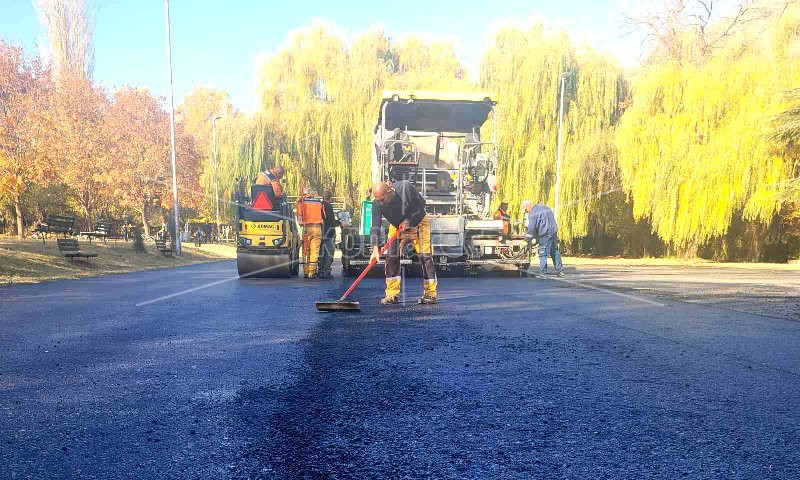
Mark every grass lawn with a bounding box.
[0,236,236,286]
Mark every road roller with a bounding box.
[235,180,300,278]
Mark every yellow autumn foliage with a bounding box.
[197,10,800,257]
[616,5,800,249]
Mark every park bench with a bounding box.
[34,215,76,244]
[57,238,98,263]
[80,220,115,244]
[155,237,175,257]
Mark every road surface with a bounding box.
[2,260,799,479]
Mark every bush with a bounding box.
[131,224,145,252]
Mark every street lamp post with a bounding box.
[164,0,181,255]
[554,73,567,220]
[211,115,223,236]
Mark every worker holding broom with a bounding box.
[370,180,437,305]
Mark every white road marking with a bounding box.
[135,261,292,307]
[544,275,666,307]
[478,259,665,307]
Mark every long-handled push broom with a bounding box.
[315,227,403,312]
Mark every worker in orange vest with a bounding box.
[493,202,511,238]
[255,165,285,199]
[296,188,324,279]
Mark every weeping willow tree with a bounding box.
[481,24,627,241]
[390,36,470,90]
[770,88,800,200]
[194,14,799,259]
[204,21,623,241]
[772,88,800,147]
[248,23,467,208]
[616,4,800,254]
[253,24,382,206]
[198,113,273,222]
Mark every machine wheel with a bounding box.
[435,265,463,277]
[290,249,300,276]
[237,252,292,278]
[343,266,359,277]
[450,266,467,277]
[520,264,531,277]
[341,237,359,277]
[342,256,362,277]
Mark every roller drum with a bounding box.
[237,252,293,278]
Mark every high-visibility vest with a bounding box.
[297,196,324,225]
[494,209,511,235]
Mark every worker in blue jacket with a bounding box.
[524,202,564,277]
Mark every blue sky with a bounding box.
[1,0,639,111]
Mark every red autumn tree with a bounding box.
[171,120,204,215]
[0,41,53,238]
[104,87,172,236]
[105,86,202,237]
[47,72,110,229]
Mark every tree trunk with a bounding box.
[681,241,698,259]
[83,203,93,231]
[14,196,25,239]
[592,223,604,256]
[142,202,150,238]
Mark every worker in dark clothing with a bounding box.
[524,202,564,277]
[318,190,340,279]
[370,180,437,305]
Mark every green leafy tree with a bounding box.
[481,24,627,241]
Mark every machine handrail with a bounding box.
[380,139,419,164]
[461,141,499,156]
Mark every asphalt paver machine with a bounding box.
[341,90,531,276]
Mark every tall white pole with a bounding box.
[212,117,221,234]
[554,75,566,220]
[165,0,181,255]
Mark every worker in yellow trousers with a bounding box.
[370,180,437,304]
[296,189,324,279]
[386,215,436,300]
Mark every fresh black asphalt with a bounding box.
[2,260,799,479]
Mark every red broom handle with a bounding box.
[338,227,403,301]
